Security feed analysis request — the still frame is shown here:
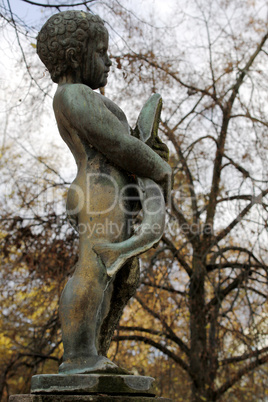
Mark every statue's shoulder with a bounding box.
[54,83,97,108]
[53,84,128,128]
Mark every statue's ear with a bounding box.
[66,48,79,69]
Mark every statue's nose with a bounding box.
[106,55,112,66]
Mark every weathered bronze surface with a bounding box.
[36,10,171,376]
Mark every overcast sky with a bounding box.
[7,0,175,31]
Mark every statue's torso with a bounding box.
[53,84,134,243]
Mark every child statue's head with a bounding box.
[37,10,111,89]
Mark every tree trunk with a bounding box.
[189,252,208,402]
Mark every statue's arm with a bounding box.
[57,84,171,185]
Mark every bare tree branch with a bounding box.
[112,334,190,373]
[162,121,199,223]
[135,295,190,356]
[205,31,268,232]
[161,234,192,277]
[207,263,264,273]
[21,0,95,8]
[213,188,268,245]
[206,269,252,312]
[230,113,268,127]
[220,346,268,366]
[141,280,185,296]
[215,353,268,398]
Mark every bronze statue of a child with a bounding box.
[37,10,171,375]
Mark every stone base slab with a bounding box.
[31,374,155,396]
[10,395,172,402]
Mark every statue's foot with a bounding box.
[59,355,130,375]
[93,243,126,277]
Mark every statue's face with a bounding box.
[82,27,112,89]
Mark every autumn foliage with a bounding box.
[1,1,268,401]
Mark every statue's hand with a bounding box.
[131,126,172,202]
[146,135,169,162]
[131,123,169,162]
[157,162,172,203]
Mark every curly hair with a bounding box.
[37,11,106,83]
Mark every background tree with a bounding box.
[1,1,268,401]
[108,1,268,400]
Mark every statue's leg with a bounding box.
[58,242,123,374]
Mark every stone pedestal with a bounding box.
[31,374,155,396]
[9,374,172,402]
[10,396,172,402]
